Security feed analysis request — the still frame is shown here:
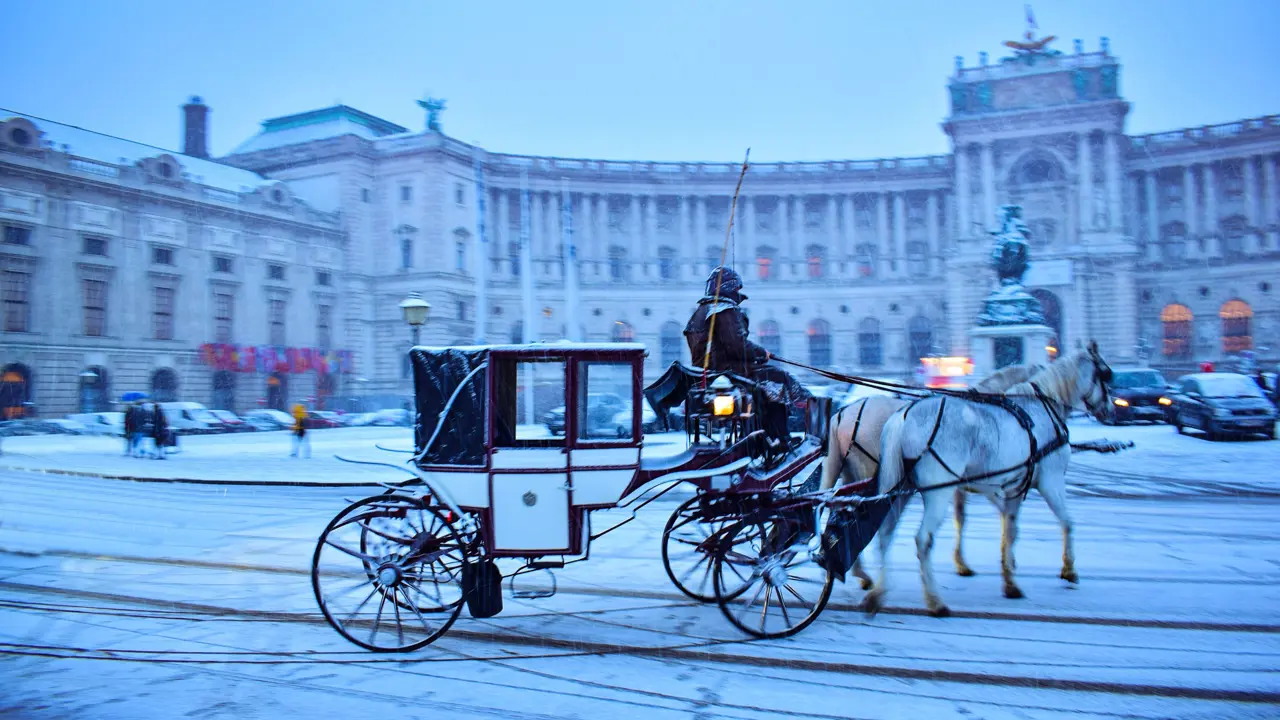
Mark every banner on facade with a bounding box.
[198,343,354,375]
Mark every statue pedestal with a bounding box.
[970,324,1056,379]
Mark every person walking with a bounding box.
[150,403,170,460]
[123,401,137,456]
[290,403,310,458]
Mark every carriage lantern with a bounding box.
[708,375,738,417]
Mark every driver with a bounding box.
[684,266,810,451]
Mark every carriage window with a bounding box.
[492,358,566,446]
[577,362,636,442]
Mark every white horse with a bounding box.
[865,344,1112,617]
[819,364,1043,589]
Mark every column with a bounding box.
[875,192,890,278]
[739,196,754,273]
[1106,133,1122,231]
[677,194,690,279]
[592,194,605,265]
[1077,132,1093,231]
[1204,162,1219,256]
[788,196,801,270]
[532,191,546,273]
[954,147,971,241]
[981,142,996,229]
[1243,156,1260,255]
[892,191,906,278]
[498,190,512,276]
[1144,171,1160,263]
[826,194,838,246]
[628,194,640,273]
[842,193,856,275]
[694,196,707,261]
[926,191,939,276]
[1182,165,1198,237]
[1264,155,1278,251]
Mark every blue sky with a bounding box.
[4,0,1279,162]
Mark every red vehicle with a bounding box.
[304,411,342,429]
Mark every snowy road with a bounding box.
[1,442,1278,719]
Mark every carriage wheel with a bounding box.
[713,514,834,639]
[661,496,751,603]
[312,494,468,652]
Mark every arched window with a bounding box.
[855,243,877,278]
[806,244,826,279]
[906,241,928,278]
[150,368,179,403]
[755,245,776,281]
[611,321,635,343]
[510,321,524,345]
[1,363,32,419]
[1160,303,1193,359]
[455,238,467,273]
[400,237,413,270]
[807,319,832,367]
[211,370,235,411]
[657,246,678,281]
[1029,289,1063,358]
[1160,222,1187,262]
[1220,300,1252,353]
[1012,155,1065,185]
[907,316,933,365]
[858,318,882,367]
[659,322,683,366]
[756,319,781,358]
[609,246,628,281]
[78,366,110,413]
[266,372,288,411]
[1221,216,1248,258]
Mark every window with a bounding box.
[807,319,832,367]
[2,270,30,332]
[455,239,467,273]
[906,241,928,277]
[855,243,877,278]
[658,247,677,281]
[153,287,174,340]
[1160,222,1187,262]
[152,246,174,265]
[858,317,882,367]
[659,322,683,367]
[908,316,934,364]
[611,321,635,342]
[267,264,285,281]
[456,300,467,321]
[9,127,32,146]
[316,270,331,287]
[3,226,31,246]
[214,292,233,343]
[576,362,635,442]
[755,246,776,281]
[1160,303,1192,359]
[361,188,371,203]
[400,185,412,202]
[269,299,286,346]
[806,244,826,279]
[510,321,525,345]
[317,304,332,349]
[455,183,465,206]
[705,247,721,275]
[609,246,628,281]
[151,368,178,403]
[492,358,568,446]
[401,237,413,270]
[509,242,521,276]
[756,319,781,357]
[83,279,107,336]
[83,236,108,256]
[213,255,233,273]
[1220,299,1252,353]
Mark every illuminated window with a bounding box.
[755,245,776,281]
[1219,299,1252,353]
[611,321,635,343]
[1160,303,1192,358]
[806,244,826,279]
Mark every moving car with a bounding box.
[67,412,125,437]
[209,409,253,432]
[1104,368,1172,425]
[243,409,295,430]
[1169,372,1277,440]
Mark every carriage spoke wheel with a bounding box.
[312,495,467,652]
[661,496,752,603]
[713,515,833,639]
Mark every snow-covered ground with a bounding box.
[1,423,1278,718]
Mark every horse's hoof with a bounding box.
[1003,584,1025,599]
[861,590,884,617]
[955,565,976,577]
[858,577,874,591]
[1060,570,1079,584]
[928,603,951,618]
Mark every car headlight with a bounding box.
[1112,398,1129,408]
[712,394,736,417]
[1213,407,1231,418]
[1158,397,1172,406]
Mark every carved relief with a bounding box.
[140,214,184,246]
[0,189,42,221]
[70,202,119,235]
[992,74,1075,111]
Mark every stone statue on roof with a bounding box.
[417,97,447,133]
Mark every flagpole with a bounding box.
[560,177,580,342]
[472,147,489,345]
[520,171,536,425]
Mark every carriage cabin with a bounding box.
[409,343,648,557]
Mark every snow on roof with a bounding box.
[1,108,274,194]
[413,342,648,353]
[230,105,411,155]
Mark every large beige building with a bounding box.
[3,35,1278,416]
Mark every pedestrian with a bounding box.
[151,403,169,460]
[122,401,136,456]
[290,403,310,458]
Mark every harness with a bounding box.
[899,383,1070,500]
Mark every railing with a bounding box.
[201,187,241,204]
[954,51,1112,81]
[1129,115,1279,150]
[474,153,951,177]
[68,158,120,178]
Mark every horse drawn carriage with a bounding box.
[312,340,1117,651]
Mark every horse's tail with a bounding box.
[877,408,908,496]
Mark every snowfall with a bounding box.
[0,419,1277,719]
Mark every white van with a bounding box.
[67,412,125,437]
[159,402,222,434]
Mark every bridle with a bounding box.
[1080,347,1113,418]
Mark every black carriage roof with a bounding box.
[410,342,647,360]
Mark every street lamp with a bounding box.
[78,369,99,413]
[399,292,432,346]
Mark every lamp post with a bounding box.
[399,292,432,346]
[78,369,99,413]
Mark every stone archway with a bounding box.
[150,368,179,403]
[1029,289,1063,358]
[1,363,32,419]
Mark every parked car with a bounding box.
[1169,372,1277,440]
[544,393,627,437]
[4,418,85,436]
[370,408,412,427]
[342,412,377,427]
[1104,368,1171,425]
[243,409,294,430]
[159,402,223,434]
[47,418,90,435]
[306,411,343,429]
[67,412,125,437]
[610,399,665,438]
[208,409,254,432]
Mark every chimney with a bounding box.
[182,96,209,159]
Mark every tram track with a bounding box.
[2,579,1278,705]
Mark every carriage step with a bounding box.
[527,561,564,570]
[508,567,557,599]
